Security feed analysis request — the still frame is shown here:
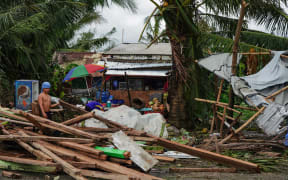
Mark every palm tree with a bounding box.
[0,0,136,82]
[140,15,169,43]
[71,27,117,51]
[141,0,288,128]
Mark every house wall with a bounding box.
[109,90,163,106]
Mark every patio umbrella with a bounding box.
[63,64,106,82]
[63,64,106,96]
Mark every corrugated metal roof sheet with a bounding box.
[97,61,171,70]
[106,70,168,77]
[104,43,171,55]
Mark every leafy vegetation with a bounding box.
[143,0,288,128]
[0,0,136,104]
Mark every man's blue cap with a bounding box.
[41,82,51,92]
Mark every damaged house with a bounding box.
[97,43,172,106]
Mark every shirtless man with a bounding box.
[38,82,59,119]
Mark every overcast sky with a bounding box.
[77,0,155,45]
[75,0,275,49]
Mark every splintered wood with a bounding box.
[0,100,262,180]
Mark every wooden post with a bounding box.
[228,0,248,116]
[220,106,227,138]
[219,107,265,144]
[125,72,132,107]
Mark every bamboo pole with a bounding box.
[195,98,257,111]
[265,85,288,100]
[228,0,248,116]
[219,107,265,144]
[210,79,225,133]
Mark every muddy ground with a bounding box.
[1,157,288,180]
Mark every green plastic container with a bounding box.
[95,146,127,159]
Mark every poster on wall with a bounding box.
[15,80,39,110]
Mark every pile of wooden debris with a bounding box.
[0,100,261,180]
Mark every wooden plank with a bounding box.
[0,110,73,135]
[57,142,104,156]
[2,128,52,161]
[76,127,119,133]
[0,160,59,173]
[220,106,227,138]
[39,141,163,180]
[153,137,260,172]
[62,112,93,126]
[152,155,175,162]
[169,168,237,173]
[219,107,265,144]
[80,169,131,180]
[0,156,59,167]
[20,130,106,159]
[129,136,156,142]
[25,113,47,134]
[59,100,88,114]
[18,111,106,140]
[109,157,133,165]
[19,131,87,180]
[0,117,33,126]
[2,170,22,179]
[0,135,94,143]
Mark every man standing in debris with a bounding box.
[38,82,59,119]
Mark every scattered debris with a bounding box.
[0,100,264,180]
[2,170,22,179]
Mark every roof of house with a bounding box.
[53,51,101,66]
[97,61,171,70]
[104,43,171,56]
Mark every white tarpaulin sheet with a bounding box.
[92,105,168,138]
[198,51,288,136]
